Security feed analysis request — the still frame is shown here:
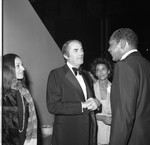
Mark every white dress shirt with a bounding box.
[67,62,87,100]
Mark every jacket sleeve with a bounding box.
[46,70,83,115]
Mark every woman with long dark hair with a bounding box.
[2,53,37,145]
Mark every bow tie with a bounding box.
[72,67,82,76]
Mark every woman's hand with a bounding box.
[96,114,111,125]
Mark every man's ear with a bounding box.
[63,54,69,59]
[120,39,126,49]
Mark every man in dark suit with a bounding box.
[46,40,100,145]
[108,28,150,145]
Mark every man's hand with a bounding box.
[81,100,92,109]
[86,98,100,111]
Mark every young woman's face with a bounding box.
[95,64,110,81]
[15,57,25,79]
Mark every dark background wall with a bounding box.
[30,0,150,69]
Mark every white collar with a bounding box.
[67,62,77,69]
[121,49,138,60]
[67,62,78,74]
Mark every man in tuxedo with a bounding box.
[46,39,100,145]
[108,28,150,145]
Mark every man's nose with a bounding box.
[80,51,84,55]
[21,65,25,71]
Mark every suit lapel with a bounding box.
[64,65,85,101]
[81,71,93,99]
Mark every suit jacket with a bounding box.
[46,64,97,145]
[109,52,150,145]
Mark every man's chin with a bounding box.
[17,76,24,79]
[113,58,119,62]
[112,56,117,61]
[79,61,83,65]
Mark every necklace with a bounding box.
[19,90,25,133]
[11,80,26,133]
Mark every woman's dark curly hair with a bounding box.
[90,57,113,80]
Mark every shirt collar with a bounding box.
[121,49,138,60]
[67,62,76,69]
[67,62,77,75]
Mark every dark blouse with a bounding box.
[2,89,29,145]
